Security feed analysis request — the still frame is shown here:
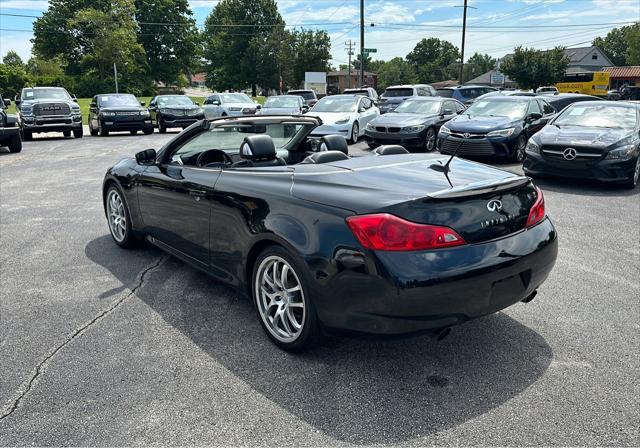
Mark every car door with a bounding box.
[136,132,222,265]
[525,99,545,136]
[203,94,221,119]
[539,98,556,122]
[358,97,378,128]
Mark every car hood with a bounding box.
[20,99,75,106]
[535,125,635,148]
[100,106,145,112]
[446,115,521,132]
[218,102,257,108]
[260,107,300,115]
[371,113,437,127]
[291,153,523,212]
[307,112,353,124]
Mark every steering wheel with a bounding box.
[196,149,233,167]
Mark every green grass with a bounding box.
[6,95,266,116]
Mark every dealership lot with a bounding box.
[0,131,638,445]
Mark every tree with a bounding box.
[203,0,287,96]
[0,64,31,97]
[376,57,417,91]
[352,53,371,72]
[463,52,496,82]
[593,23,640,66]
[289,29,332,89]
[135,0,201,86]
[501,46,569,91]
[406,38,460,83]
[2,51,24,67]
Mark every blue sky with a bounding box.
[1,0,638,67]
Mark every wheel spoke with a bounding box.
[280,264,289,289]
[279,308,293,335]
[286,308,301,330]
[285,284,301,293]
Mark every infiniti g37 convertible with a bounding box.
[102,115,558,351]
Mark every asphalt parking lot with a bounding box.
[0,128,638,446]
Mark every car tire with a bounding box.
[349,121,359,144]
[130,130,138,135]
[63,130,71,137]
[622,156,640,189]
[252,246,322,352]
[98,120,109,136]
[89,120,98,136]
[143,128,153,135]
[512,135,527,163]
[22,129,32,141]
[105,184,138,249]
[73,128,83,139]
[424,127,437,152]
[8,134,22,153]
[158,117,167,134]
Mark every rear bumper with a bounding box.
[316,218,558,335]
[364,129,425,149]
[524,151,638,182]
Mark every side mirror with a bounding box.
[301,105,309,113]
[90,102,97,108]
[140,101,146,106]
[135,148,157,166]
[256,104,262,110]
[14,96,21,105]
[528,112,543,121]
[442,109,455,115]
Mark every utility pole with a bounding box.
[345,40,355,90]
[113,63,118,93]
[360,0,365,87]
[457,0,475,85]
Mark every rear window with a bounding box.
[289,91,315,100]
[436,89,454,98]
[383,88,414,98]
[344,89,369,97]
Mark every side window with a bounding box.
[541,100,555,115]
[204,96,212,105]
[454,101,465,113]
[362,98,372,109]
[442,101,455,114]
[528,100,542,115]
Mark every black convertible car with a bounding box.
[103,115,558,351]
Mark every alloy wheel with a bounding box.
[425,128,436,152]
[255,255,306,343]
[107,189,127,243]
[634,157,640,186]
[515,136,527,162]
[351,122,359,143]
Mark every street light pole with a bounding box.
[458,0,471,85]
[360,0,365,87]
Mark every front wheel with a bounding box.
[158,117,167,134]
[8,134,22,153]
[623,156,640,189]
[89,120,98,136]
[349,121,359,144]
[22,129,32,141]
[424,127,437,152]
[130,130,138,135]
[73,128,83,138]
[252,246,321,352]
[98,120,109,136]
[512,135,527,163]
[105,185,137,248]
[63,130,71,137]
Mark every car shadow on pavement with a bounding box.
[86,235,553,444]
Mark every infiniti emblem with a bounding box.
[487,199,503,212]
[563,147,577,160]
[463,132,471,139]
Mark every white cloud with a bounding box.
[0,33,33,60]
[0,0,48,9]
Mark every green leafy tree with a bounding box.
[290,29,332,89]
[593,23,640,66]
[135,0,201,86]
[501,46,569,91]
[352,53,371,72]
[203,0,287,96]
[406,38,460,83]
[0,64,31,97]
[377,57,417,91]
[463,52,496,82]
[2,51,24,67]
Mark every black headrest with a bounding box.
[240,135,276,161]
[319,135,348,154]
[374,145,410,156]
[302,151,350,164]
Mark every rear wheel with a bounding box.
[623,156,640,189]
[252,246,321,352]
[424,127,437,152]
[105,185,137,248]
[8,134,22,153]
[512,135,527,163]
[73,128,83,138]
[349,121,359,144]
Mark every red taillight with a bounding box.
[526,186,546,228]
[346,213,466,251]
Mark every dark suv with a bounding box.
[436,85,498,105]
[15,87,83,140]
[148,95,204,133]
[88,94,153,136]
[378,84,436,114]
[0,96,22,153]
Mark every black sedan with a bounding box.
[524,101,640,188]
[102,115,558,351]
[364,97,465,152]
[438,96,556,162]
[148,95,205,133]
[89,94,153,136]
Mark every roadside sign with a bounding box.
[490,72,505,86]
[363,48,377,54]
